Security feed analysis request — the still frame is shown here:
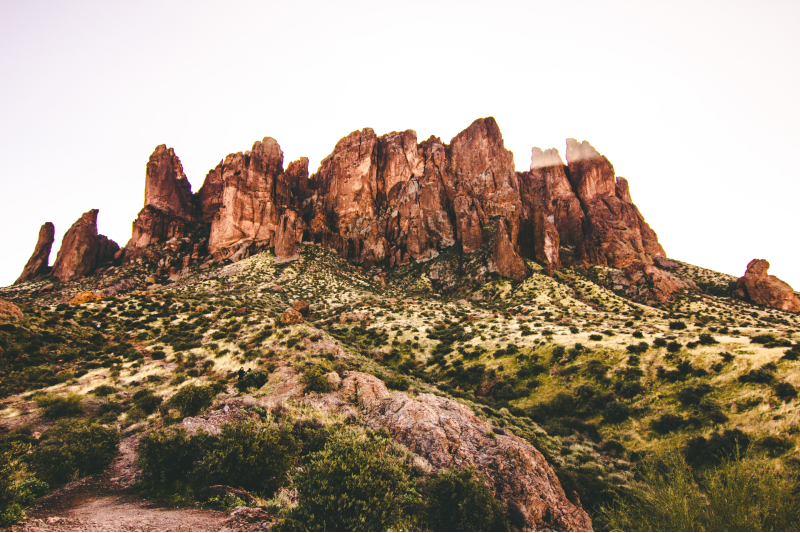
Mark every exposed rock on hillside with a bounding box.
[0,298,23,320]
[124,145,195,260]
[15,222,55,284]
[565,138,665,268]
[735,259,800,312]
[50,210,119,282]
[338,371,592,531]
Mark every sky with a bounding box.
[1,0,798,288]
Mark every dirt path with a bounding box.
[13,434,230,532]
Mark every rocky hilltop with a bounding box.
[17,117,697,307]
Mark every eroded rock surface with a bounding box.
[15,222,55,284]
[337,371,592,531]
[735,259,800,312]
[0,298,23,320]
[51,210,118,282]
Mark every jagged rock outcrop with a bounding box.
[612,259,696,305]
[339,371,592,531]
[207,138,301,259]
[565,138,665,268]
[15,222,55,284]
[124,145,195,260]
[51,210,118,282]
[735,259,800,312]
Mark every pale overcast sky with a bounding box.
[1,0,798,288]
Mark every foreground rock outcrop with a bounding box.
[15,222,55,284]
[50,210,119,282]
[735,259,800,312]
[337,371,592,531]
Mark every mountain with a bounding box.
[2,117,799,531]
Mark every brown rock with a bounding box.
[280,307,304,325]
[613,260,696,305]
[69,291,103,305]
[274,209,302,262]
[15,222,55,284]
[0,299,23,320]
[124,145,195,260]
[338,372,592,531]
[292,300,310,317]
[735,259,800,312]
[51,210,119,282]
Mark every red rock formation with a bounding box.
[51,210,118,282]
[208,137,287,257]
[0,299,23,320]
[125,145,195,260]
[196,162,224,223]
[15,222,55,284]
[564,138,665,269]
[735,259,800,312]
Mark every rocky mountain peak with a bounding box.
[50,209,118,282]
[15,221,55,284]
[530,147,564,169]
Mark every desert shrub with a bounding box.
[669,321,687,330]
[137,427,211,489]
[756,435,792,457]
[782,346,800,361]
[676,384,712,405]
[589,334,602,341]
[132,389,162,414]
[280,429,415,531]
[28,420,119,486]
[651,413,684,434]
[529,392,580,423]
[698,333,719,345]
[583,359,610,381]
[602,401,631,424]
[35,393,84,420]
[193,420,297,496]
[601,450,800,531]
[666,341,682,353]
[739,367,775,385]
[423,467,509,531]
[698,399,728,424]
[234,370,270,393]
[90,385,117,396]
[653,337,667,347]
[626,342,649,354]
[685,429,750,467]
[300,365,332,394]
[386,375,410,391]
[614,380,645,399]
[551,345,566,360]
[168,384,216,417]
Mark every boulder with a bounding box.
[735,259,800,312]
[338,372,592,531]
[280,307,304,325]
[15,222,55,284]
[292,300,310,317]
[51,210,118,282]
[0,299,23,320]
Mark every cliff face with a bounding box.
[50,210,118,282]
[15,222,55,284]
[16,117,675,301]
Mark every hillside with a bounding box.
[2,117,800,531]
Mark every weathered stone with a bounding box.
[735,259,800,312]
[292,300,310,317]
[0,299,23,320]
[15,222,55,284]
[338,372,592,531]
[280,307,304,325]
[51,210,118,282]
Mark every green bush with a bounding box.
[234,370,270,393]
[601,450,800,531]
[35,393,84,419]
[90,385,117,396]
[666,341,682,353]
[300,366,332,394]
[28,420,119,486]
[602,401,631,424]
[423,467,509,531]
[133,389,163,414]
[651,413,684,434]
[281,429,415,531]
[138,421,298,497]
[669,321,687,330]
[194,420,297,496]
[168,384,216,417]
[386,375,410,391]
[676,384,712,405]
[685,429,750,467]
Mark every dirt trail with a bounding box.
[13,434,229,532]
